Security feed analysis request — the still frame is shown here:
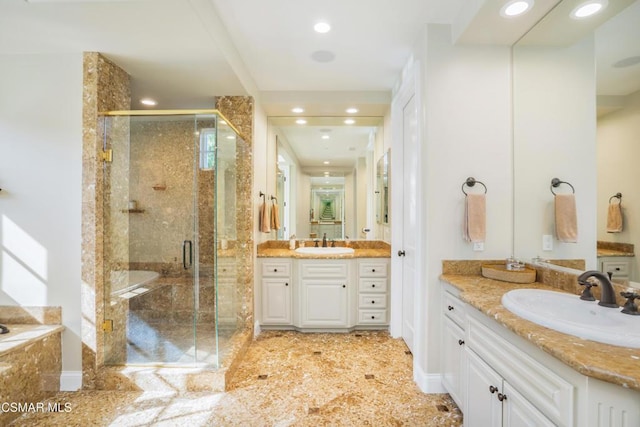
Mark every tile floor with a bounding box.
[12,331,462,426]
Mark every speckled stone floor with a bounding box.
[12,331,462,426]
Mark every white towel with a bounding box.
[464,194,486,243]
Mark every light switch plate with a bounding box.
[473,242,484,251]
[542,235,553,251]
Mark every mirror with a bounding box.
[376,150,390,225]
[271,116,385,240]
[512,0,640,272]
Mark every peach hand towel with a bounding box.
[555,194,578,243]
[464,194,486,243]
[259,202,271,233]
[606,202,623,233]
[270,202,281,231]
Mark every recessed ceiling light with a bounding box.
[321,135,330,140]
[311,50,336,63]
[291,107,304,113]
[140,98,157,106]
[570,0,607,19]
[500,0,534,17]
[323,161,330,165]
[344,119,355,125]
[314,22,331,33]
[346,107,359,114]
[296,119,307,125]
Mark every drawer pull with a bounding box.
[447,305,454,311]
[489,385,498,394]
[372,269,376,272]
[285,283,289,286]
[371,300,376,304]
[371,284,376,288]
[273,268,278,272]
[458,339,465,346]
[371,315,375,319]
[342,284,346,288]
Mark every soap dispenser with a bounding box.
[289,235,296,250]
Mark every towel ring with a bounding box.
[550,178,575,195]
[462,177,487,195]
[609,192,622,204]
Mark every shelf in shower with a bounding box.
[122,209,145,213]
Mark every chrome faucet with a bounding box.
[577,270,619,308]
[322,233,327,247]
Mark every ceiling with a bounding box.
[1,0,638,163]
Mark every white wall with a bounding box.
[513,37,597,266]
[597,90,640,279]
[394,24,514,391]
[0,53,83,380]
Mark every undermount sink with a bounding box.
[295,247,355,255]
[501,289,640,348]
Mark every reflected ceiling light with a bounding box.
[344,119,355,125]
[346,107,359,114]
[140,98,157,106]
[314,22,331,33]
[321,135,330,140]
[500,0,534,17]
[291,107,304,113]
[226,135,235,140]
[219,120,227,125]
[323,161,330,165]
[570,0,608,19]
[296,119,307,125]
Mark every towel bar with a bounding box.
[550,178,575,195]
[462,177,487,195]
[609,193,622,204]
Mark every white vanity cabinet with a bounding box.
[260,259,292,325]
[441,288,467,411]
[357,259,389,325]
[598,256,632,281]
[299,260,350,328]
[442,281,640,427]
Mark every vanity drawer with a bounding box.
[261,261,291,277]
[300,261,348,278]
[443,291,465,328]
[358,278,387,293]
[601,260,630,278]
[358,261,388,277]
[358,309,387,324]
[359,294,387,308]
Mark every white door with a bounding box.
[402,94,417,351]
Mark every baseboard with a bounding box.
[60,371,82,391]
[414,365,445,394]
[253,321,261,337]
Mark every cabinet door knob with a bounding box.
[372,269,376,272]
[458,339,464,346]
[489,385,498,394]
[447,305,454,311]
[342,284,346,288]
[497,393,507,402]
[274,268,278,272]
[285,283,289,286]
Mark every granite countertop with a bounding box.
[597,248,635,257]
[257,240,391,259]
[440,274,640,392]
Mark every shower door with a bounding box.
[102,113,221,366]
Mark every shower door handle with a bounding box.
[182,240,193,270]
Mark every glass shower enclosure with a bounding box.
[101,111,243,368]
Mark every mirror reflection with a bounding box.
[271,116,385,241]
[376,150,390,225]
[513,0,640,282]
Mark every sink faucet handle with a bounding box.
[620,292,640,315]
[578,280,597,301]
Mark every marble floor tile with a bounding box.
[13,331,462,426]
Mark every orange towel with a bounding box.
[464,194,486,243]
[606,202,623,233]
[259,202,271,233]
[555,194,578,243]
[270,202,280,231]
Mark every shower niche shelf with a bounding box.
[122,209,145,214]
[152,184,167,191]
